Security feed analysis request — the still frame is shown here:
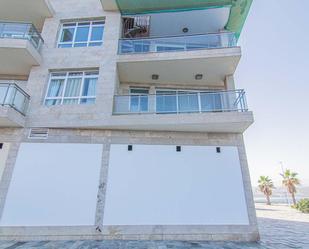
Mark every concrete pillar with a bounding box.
[224,75,236,111]
[225,75,236,90]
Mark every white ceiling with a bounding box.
[0,0,54,30]
[149,7,231,37]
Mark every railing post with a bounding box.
[3,84,10,105]
[176,93,179,114]
[239,91,244,112]
[197,92,202,113]
[0,23,4,38]
[11,86,17,109]
[138,95,141,113]
[242,90,248,112]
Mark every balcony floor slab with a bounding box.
[109,111,254,133]
[117,47,241,86]
[0,106,25,127]
[0,39,42,77]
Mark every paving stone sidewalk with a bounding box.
[0,204,308,249]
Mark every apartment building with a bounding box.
[0,0,259,241]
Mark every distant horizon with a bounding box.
[235,0,309,186]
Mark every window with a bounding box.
[58,20,105,48]
[130,88,149,112]
[45,71,98,106]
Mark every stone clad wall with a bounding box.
[25,0,121,128]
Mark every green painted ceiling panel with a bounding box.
[115,0,233,14]
[226,0,253,39]
[115,0,253,39]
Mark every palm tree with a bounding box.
[281,169,300,206]
[258,176,275,205]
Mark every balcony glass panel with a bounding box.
[156,90,177,113]
[178,92,199,113]
[119,32,236,54]
[0,22,44,50]
[113,89,247,115]
[0,83,30,115]
[200,92,223,112]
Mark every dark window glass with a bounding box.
[61,28,75,42]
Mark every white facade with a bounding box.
[0,0,259,242]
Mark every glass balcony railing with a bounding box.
[119,32,236,54]
[0,83,30,115]
[0,22,44,50]
[113,89,248,115]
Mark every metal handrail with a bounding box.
[233,89,246,105]
[118,31,237,54]
[116,89,244,97]
[0,83,30,115]
[113,89,248,115]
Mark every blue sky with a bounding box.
[235,0,309,186]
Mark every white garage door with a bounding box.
[103,144,249,226]
[0,143,102,226]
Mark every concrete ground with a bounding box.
[0,204,308,249]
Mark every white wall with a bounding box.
[149,7,230,37]
[103,144,249,226]
[0,143,10,183]
[0,143,102,226]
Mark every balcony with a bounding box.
[117,9,241,86]
[117,33,240,86]
[0,0,54,30]
[0,22,43,76]
[110,90,253,133]
[114,89,247,114]
[0,83,30,127]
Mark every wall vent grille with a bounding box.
[28,128,49,139]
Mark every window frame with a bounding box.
[44,71,98,106]
[57,20,105,48]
